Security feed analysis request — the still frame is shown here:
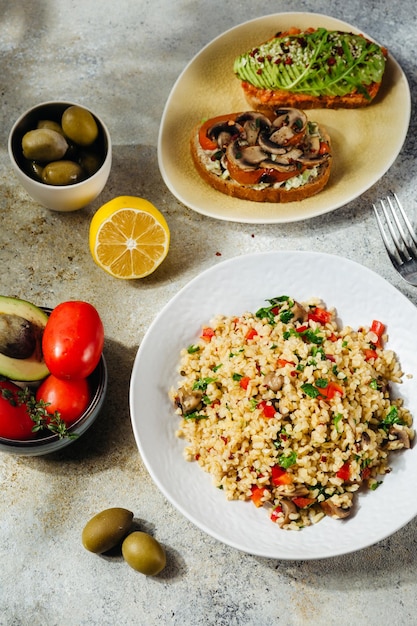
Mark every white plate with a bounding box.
[130,251,417,559]
[158,13,410,224]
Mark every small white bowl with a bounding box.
[8,101,112,212]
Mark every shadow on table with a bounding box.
[257,515,417,591]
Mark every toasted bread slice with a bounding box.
[240,80,382,111]
[191,109,332,203]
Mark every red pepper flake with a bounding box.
[361,467,371,481]
[327,57,336,66]
[284,57,293,65]
[256,69,263,75]
[195,454,200,461]
[290,371,297,377]
[221,436,228,444]
[321,455,327,462]
[215,251,222,257]
[325,354,336,362]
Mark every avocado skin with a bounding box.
[0,296,49,382]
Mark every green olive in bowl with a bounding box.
[122,531,166,575]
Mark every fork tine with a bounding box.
[374,193,417,265]
[389,192,417,250]
[373,200,401,267]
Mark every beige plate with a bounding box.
[158,12,410,224]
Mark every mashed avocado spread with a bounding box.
[233,28,386,97]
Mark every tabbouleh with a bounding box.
[170,296,414,530]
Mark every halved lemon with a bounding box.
[89,196,170,279]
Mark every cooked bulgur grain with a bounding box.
[170,296,414,530]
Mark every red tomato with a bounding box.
[42,301,104,379]
[36,375,90,426]
[0,380,34,440]
[198,114,238,151]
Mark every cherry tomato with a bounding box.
[0,380,34,440]
[226,156,303,186]
[36,375,90,426]
[42,301,104,379]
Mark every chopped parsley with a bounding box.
[192,377,216,392]
[278,451,297,469]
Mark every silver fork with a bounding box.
[373,192,417,286]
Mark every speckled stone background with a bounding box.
[1,1,417,624]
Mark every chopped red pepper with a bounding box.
[258,401,276,418]
[270,505,283,523]
[250,485,267,507]
[201,327,215,342]
[364,348,378,361]
[370,320,385,347]
[336,461,351,481]
[296,324,308,333]
[319,381,344,399]
[271,465,293,486]
[245,328,258,340]
[308,307,332,324]
[292,496,315,509]
[277,358,295,368]
[239,376,251,390]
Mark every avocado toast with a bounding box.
[234,27,387,109]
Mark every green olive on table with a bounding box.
[81,507,133,554]
[122,531,166,575]
[42,160,84,186]
[62,105,98,147]
[22,128,68,162]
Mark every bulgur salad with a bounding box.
[170,296,414,530]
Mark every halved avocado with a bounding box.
[0,296,49,382]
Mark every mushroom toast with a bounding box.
[191,108,331,203]
[233,27,388,110]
